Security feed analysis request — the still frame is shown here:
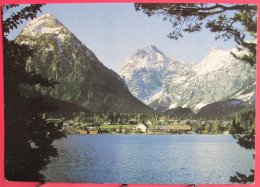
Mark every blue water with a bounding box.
[41,134,255,184]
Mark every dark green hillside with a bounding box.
[15,14,153,113]
[43,95,91,118]
[196,99,255,118]
[164,106,194,119]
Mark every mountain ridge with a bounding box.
[120,45,256,113]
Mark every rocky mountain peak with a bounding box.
[120,45,172,76]
[133,45,163,56]
[132,45,167,60]
[19,14,66,38]
[16,13,99,62]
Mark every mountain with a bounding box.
[15,14,153,113]
[120,45,256,114]
[120,45,195,105]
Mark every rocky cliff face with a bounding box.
[15,14,153,113]
[120,45,256,113]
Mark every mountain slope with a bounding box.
[163,107,194,119]
[16,14,153,113]
[120,45,195,105]
[120,45,256,113]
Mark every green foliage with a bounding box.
[212,124,219,133]
[230,170,255,184]
[229,110,255,183]
[230,111,255,150]
[136,128,142,134]
[4,5,66,182]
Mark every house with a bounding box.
[79,130,87,134]
[169,125,192,134]
[158,117,165,123]
[89,130,99,134]
[136,124,147,133]
[168,118,177,123]
[180,120,190,125]
[147,125,170,134]
[148,129,170,134]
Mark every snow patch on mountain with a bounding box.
[35,25,61,35]
[18,14,100,64]
[169,102,178,109]
[20,14,64,37]
[231,82,256,102]
[120,45,256,113]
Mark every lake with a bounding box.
[40,134,255,184]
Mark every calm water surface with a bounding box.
[41,134,254,184]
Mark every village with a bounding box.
[49,115,232,135]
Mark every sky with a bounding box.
[4,3,239,73]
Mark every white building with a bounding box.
[136,124,147,133]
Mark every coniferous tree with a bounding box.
[229,111,255,183]
[3,4,66,182]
